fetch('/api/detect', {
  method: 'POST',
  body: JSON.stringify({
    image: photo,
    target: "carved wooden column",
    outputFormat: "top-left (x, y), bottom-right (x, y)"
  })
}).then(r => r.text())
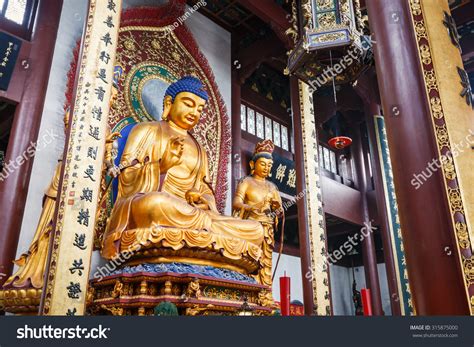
top-left (290, 77), bottom-right (331, 315)
top-left (0, 0), bottom-right (63, 287)
top-left (366, 0), bottom-right (473, 314)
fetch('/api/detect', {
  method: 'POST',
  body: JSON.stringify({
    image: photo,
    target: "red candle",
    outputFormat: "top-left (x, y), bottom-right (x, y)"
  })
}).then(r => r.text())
top-left (361, 288), bottom-right (373, 316)
top-left (280, 273), bottom-right (290, 316)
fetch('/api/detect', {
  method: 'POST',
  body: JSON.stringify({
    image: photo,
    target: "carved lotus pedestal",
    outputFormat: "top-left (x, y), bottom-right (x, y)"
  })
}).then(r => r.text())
top-left (0, 287), bottom-right (42, 314)
top-left (87, 263), bottom-right (275, 316)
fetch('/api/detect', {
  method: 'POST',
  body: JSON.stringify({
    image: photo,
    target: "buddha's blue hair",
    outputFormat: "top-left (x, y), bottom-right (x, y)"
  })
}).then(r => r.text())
top-left (165, 76), bottom-right (209, 102)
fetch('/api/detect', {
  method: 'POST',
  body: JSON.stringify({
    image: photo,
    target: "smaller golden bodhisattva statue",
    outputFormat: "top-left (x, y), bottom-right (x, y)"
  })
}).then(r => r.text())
top-left (233, 140), bottom-right (282, 287)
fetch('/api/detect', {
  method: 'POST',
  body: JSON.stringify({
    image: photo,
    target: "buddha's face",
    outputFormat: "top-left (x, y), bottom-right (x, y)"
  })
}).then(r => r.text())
top-left (251, 157), bottom-right (273, 179)
top-left (164, 92), bottom-right (206, 130)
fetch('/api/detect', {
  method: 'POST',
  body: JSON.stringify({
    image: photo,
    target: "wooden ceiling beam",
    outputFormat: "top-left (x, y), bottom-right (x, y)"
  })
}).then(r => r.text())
top-left (235, 33), bottom-right (285, 83)
top-left (236, 0), bottom-right (291, 48)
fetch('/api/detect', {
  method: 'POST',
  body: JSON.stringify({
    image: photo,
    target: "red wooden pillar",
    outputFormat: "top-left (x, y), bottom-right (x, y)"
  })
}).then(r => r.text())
top-left (354, 71), bottom-right (402, 315)
top-left (231, 69), bottom-right (242, 194)
top-left (366, 0), bottom-right (469, 314)
top-left (0, 0), bottom-right (63, 287)
top-left (352, 123), bottom-right (384, 315)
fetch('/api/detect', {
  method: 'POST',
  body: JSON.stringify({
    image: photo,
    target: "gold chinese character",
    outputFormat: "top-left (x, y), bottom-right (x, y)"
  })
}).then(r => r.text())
top-left (275, 164), bottom-right (287, 183)
top-left (287, 168), bottom-right (296, 188)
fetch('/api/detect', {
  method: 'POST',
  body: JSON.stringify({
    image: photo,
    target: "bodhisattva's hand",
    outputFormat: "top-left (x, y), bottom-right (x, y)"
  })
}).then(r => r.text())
top-left (271, 199), bottom-right (283, 217)
top-left (244, 204), bottom-right (261, 213)
top-left (161, 136), bottom-right (184, 172)
top-left (270, 199), bottom-right (281, 211)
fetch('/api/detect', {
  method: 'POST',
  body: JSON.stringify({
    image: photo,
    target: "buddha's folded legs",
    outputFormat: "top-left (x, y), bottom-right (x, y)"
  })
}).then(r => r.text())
top-left (131, 191), bottom-right (213, 231)
top-left (208, 212), bottom-right (264, 246)
top-left (129, 192), bottom-right (264, 246)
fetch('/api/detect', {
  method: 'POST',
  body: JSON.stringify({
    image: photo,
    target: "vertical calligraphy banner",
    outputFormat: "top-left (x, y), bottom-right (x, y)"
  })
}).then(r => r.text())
top-left (297, 80), bottom-right (331, 315)
top-left (374, 115), bottom-right (415, 315)
top-left (41, 0), bottom-right (122, 315)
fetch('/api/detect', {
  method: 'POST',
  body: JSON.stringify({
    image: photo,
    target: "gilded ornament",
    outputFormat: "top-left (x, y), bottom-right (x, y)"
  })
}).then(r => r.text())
top-left (286, 0), bottom-right (299, 44)
top-left (124, 39), bottom-right (135, 51)
top-left (112, 281), bottom-right (123, 298)
top-left (425, 71), bottom-right (438, 92)
top-left (86, 286), bottom-right (95, 306)
top-left (463, 257), bottom-right (474, 285)
top-left (414, 21), bottom-right (427, 39)
top-left (257, 290), bottom-right (274, 308)
top-left (139, 280), bottom-right (147, 295)
top-left (101, 305), bottom-right (124, 316)
top-left (185, 278), bottom-right (201, 298)
top-left (448, 188), bottom-right (464, 213)
top-left (185, 304), bottom-right (214, 316)
top-left (410, 0), bottom-right (422, 16)
top-left (440, 154), bottom-right (456, 180)
top-left (429, 96), bottom-right (443, 119)
top-left (455, 222), bottom-right (470, 249)
top-left (171, 51), bottom-right (182, 62)
top-left (163, 280), bottom-right (172, 295)
top-left (151, 38), bottom-right (161, 50)
top-left (419, 44), bottom-right (432, 65)
top-left (435, 124), bottom-right (449, 148)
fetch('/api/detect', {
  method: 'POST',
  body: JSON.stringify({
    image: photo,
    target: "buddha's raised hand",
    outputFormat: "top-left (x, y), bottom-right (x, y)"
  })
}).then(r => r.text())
top-left (160, 135), bottom-right (184, 172)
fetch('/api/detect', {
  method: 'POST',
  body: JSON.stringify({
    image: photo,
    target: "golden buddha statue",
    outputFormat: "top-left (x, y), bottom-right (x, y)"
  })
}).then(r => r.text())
top-left (232, 139), bottom-right (282, 286)
top-left (101, 76), bottom-right (265, 276)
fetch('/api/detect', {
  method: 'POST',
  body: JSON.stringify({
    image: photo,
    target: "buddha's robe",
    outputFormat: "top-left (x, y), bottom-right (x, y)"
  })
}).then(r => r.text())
top-left (102, 121), bottom-right (264, 260)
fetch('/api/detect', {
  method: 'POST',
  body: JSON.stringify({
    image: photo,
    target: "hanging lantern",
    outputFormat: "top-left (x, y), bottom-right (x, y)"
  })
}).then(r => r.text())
top-left (285, 0), bottom-right (370, 86)
top-left (322, 111), bottom-right (352, 149)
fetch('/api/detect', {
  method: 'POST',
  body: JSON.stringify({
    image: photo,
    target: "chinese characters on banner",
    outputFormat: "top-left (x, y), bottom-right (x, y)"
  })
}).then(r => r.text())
top-left (41, 0), bottom-right (122, 316)
top-left (297, 80), bottom-right (331, 315)
top-left (0, 32), bottom-right (22, 90)
top-left (274, 301), bottom-right (304, 316)
top-left (267, 154), bottom-right (296, 196)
